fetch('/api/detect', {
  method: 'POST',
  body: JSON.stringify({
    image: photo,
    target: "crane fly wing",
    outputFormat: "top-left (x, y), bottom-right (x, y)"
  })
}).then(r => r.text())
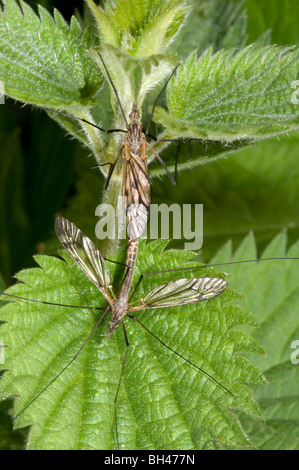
top-left (55, 217), bottom-right (113, 302)
top-left (126, 204), bottom-right (148, 240)
top-left (124, 143), bottom-right (150, 240)
top-left (133, 277), bottom-right (227, 309)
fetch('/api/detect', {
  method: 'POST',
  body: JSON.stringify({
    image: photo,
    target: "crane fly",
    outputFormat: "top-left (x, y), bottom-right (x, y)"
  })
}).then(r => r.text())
top-left (28, 53), bottom-right (180, 240)
top-left (94, 54), bottom-right (177, 239)
top-left (53, 217), bottom-right (227, 336)
top-left (110, 101), bottom-right (175, 240)
top-left (1, 218), bottom-right (299, 449)
top-left (26, 54), bottom-right (235, 237)
top-left (22, 53), bottom-right (234, 242)
top-left (1, 216), bottom-right (234, 449)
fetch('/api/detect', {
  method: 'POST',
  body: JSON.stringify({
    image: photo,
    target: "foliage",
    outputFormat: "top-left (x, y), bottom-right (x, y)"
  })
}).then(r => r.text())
top-left (0, 240), bottom-right (264, 450)
top-left (0, 0), bottom-right (298, 450)
top-left (211, 232), bottom-right (299, 450)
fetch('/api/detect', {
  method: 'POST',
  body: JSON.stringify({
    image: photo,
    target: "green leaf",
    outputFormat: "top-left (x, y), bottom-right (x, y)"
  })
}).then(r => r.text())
top-left (170, 0), bottom-right (248, 58)
top-left (0, 0), bottom-right (107, 168)
top-left (210, 232), bottom-right (299, 450)
top-left (240, 363), bottom-right (299, 450)
top-left (246, 0), bottom-right (299, 46)
top-left (86, 0), bottom-right (189, 56)
top-left (212, 232), bottom-right (299, 373)
top-left (153, 132), bottom-right (299, 259)
top-left (0, 0), bottom-right (102, 108)
top-left (0, 239), bottom-right (263, 450)
top-left (155, 46), bottom-right (299, 142)
top-left (90, 43), bottom-right (179, 119)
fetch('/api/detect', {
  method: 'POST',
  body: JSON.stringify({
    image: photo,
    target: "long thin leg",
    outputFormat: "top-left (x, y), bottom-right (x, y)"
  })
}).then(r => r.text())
top-left (146, 64), bottom-right (180, 135)
top-left (145, 141), bottom-right (176, 185)
top-left (128, 257), bottom-right (299, 302)
top-left (102, 145), bottom-right (125, 190)
top-left (127, 314), bottom-right (235, 398)
top-left (97, 53), bottom-right (129, 129)
top-left (157, 136), bottom-right (237, 151)
top-left (13, 306), bottom-right (110, 421)
top-left (0, 292), bottom-right (105, 310)
top-left (32, 104), bottom-right (127, 135)
top-left (174, 142), bottom-right (180, 183)
top-left (114, 320), bottom-right (130, 450)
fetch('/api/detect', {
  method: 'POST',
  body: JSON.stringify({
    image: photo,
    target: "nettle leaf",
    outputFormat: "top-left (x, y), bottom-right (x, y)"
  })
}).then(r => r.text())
top-left (170, 0), bottom-right (248, 59)
top-left (151, 132), bottom-right (299, 258)
top-left (155, 46), bottom-right (299, 142)
top-left (246, 0), bottom-right (299, 46)
top-left (0, 0), bottom-right (108, 175)
top-left (0, 0), bottom-right (103, 109)
top-left (210, 232), bottom-right (299, 450)
top-left (86, 0), bottom-right (189, 56)
top-left (240, 363), bottom-right (299, 450)
top-left (90, 44), bottom-right (178, 121)
top-left (0, 239), bottom-right (264, 450)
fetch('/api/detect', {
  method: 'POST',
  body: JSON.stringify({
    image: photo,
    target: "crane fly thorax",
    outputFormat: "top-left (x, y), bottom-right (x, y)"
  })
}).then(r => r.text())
top-left (126, 123), bottom-right (144, 153)
top-left (111, 298), bottom-right (128, 322)
top-left (107, 298), bottom-right (129, 338)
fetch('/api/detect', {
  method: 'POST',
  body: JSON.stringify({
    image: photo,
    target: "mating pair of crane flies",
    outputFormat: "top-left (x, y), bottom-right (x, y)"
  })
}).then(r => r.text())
top-left (3, 216), bottom-right (297, 448)
top-left (1, 52), bottom-right (297, 449)
top-left (0, 55), bottom-right (233, 448)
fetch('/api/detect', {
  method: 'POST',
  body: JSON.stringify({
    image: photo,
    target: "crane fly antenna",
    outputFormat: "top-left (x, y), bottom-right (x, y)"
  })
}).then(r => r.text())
top-left (127, 315), bottom-right (235, 398)
top-left (97, 53), bottom-right (129, 129)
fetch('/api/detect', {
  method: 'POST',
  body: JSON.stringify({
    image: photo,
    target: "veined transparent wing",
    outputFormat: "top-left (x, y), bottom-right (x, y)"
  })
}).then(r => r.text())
top-left (127, 204), bottom-right (148, 240)
top-left (133, 277), bottom-right (227, 309)
top-left (55, 217), bottom-right (113, 302)
top-left (124, 149), bottom-right (150, 240)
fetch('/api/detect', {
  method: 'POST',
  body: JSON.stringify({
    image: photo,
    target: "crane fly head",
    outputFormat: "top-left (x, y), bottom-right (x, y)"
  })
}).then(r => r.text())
top-left (129, 102), bottom-right (140, 123)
